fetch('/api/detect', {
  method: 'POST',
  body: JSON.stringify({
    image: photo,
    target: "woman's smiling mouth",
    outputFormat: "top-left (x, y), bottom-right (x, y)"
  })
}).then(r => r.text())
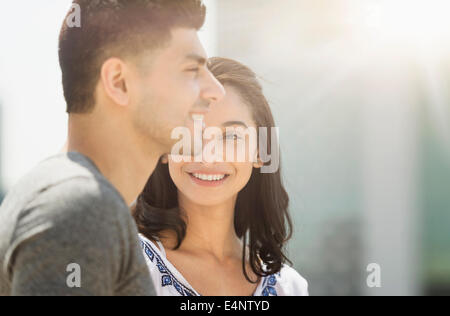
top-left (187, 172), bottom-right (230, 187)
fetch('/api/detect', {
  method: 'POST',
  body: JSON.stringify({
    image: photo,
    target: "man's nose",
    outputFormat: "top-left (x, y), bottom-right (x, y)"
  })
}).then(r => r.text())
top-left (200, 69), bottom-right (225, 103)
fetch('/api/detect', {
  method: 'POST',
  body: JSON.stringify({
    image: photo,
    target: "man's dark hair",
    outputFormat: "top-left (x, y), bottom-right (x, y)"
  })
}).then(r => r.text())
top-left (59, 0), bottom-right (206, 113)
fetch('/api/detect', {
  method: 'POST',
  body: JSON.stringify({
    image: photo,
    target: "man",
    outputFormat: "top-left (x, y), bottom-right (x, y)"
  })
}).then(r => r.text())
top-left (0, 0), bottom-right (224, 296)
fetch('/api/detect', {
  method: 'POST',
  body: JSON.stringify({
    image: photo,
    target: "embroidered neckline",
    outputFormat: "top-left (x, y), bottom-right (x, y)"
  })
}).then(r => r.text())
top-left (259, 272), bottom-right (280, 296)
top-left (140, 238), bottom-right (197, 296)
top-left (140, 236), bottom-right (278, 296)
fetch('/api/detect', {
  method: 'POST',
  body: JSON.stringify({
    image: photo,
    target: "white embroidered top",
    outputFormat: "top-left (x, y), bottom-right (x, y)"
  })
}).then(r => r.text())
top-left (139, 234), bottom-right (309, 296)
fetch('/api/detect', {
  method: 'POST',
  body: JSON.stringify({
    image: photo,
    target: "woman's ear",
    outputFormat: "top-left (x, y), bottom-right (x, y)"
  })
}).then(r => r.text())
top-left (253, 157), bottom-right (264, 169)
top-left (161, 154), bottom-right (169, 164)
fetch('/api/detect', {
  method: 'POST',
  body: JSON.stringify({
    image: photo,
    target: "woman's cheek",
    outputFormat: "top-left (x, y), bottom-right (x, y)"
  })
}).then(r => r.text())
top-left (232, 163), bottom-right (254, 190)
top-left (168, 162), bottom-right (184, 186)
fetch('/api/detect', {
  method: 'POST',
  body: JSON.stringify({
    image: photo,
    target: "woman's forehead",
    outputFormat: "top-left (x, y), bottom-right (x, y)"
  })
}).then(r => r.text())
top-left (205, 86), bottom-right (256, 128)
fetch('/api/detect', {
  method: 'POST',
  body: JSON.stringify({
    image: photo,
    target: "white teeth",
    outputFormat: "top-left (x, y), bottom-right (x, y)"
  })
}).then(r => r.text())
top-left (192, 173), bottom-right (226, 181)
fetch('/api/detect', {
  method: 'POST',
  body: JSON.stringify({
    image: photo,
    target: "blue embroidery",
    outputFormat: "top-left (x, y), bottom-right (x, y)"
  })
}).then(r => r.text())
top-left (267, 275), bottom-right (277, 286)
top-left (157, 263), bottom-right (167, 273)
top-left (261, 273), bottom-right (279, 296)
top-left (173, 281), bottom-right (184, 295)
top-left (161, 275), bottom-right (172, 286)
top-left (262, 276), bottom-right (268, 287)
top-left (144, 245), bottom-right (154, 262)
top-left (140, 237), bottom-right (197, 296)
top-left (268, 286), bottom-right (277, 295)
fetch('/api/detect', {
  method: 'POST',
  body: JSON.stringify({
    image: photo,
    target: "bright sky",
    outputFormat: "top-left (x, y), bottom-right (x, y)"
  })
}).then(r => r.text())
top-left (0, 0), bottom-right (217, 190)
top-left (0, 1), bottom-right (73, 189)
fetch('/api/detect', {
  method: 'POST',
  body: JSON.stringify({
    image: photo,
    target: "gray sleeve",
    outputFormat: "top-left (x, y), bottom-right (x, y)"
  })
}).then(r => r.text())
top-left (6, 178), bottom-right (153, 296)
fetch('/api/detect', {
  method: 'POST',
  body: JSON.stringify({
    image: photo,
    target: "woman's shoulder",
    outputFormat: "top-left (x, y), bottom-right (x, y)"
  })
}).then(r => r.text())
top-left (274, 264), bottom-right (309, 296)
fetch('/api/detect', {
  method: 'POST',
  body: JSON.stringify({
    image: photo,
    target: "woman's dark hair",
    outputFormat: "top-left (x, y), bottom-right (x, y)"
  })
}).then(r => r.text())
top-left (133, 57), bottom-right (293, 283)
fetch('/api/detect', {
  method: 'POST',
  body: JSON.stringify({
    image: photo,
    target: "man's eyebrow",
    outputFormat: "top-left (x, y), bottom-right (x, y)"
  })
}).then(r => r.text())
top-left (222, 121), bottom-right (249, 128)
top-left (185, 53), bottom-right (207, 65)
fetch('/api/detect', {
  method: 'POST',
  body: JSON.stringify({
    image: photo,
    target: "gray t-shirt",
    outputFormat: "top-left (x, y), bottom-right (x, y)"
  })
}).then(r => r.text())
top-left (0, 152), bottom-right (154, 296)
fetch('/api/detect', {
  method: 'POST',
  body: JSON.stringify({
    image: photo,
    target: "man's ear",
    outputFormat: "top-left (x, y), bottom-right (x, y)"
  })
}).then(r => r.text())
top-left (100, 58), bottom-right (129, 107)
top-left (161, 154), bottom-right (169, 164)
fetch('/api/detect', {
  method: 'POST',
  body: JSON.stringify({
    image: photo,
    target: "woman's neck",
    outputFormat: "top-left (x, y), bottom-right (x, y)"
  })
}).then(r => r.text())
top-left (165, 194), bottom-right (242, 262)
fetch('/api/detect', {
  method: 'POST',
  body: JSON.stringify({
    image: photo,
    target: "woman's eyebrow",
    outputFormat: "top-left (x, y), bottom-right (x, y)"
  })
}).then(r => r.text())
top-left (222, 121), bottom-right (248, 128)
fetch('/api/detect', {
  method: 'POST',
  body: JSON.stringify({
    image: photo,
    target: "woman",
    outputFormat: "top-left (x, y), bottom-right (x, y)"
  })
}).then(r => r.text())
top-left (133, 57), bottom-right (308, 296)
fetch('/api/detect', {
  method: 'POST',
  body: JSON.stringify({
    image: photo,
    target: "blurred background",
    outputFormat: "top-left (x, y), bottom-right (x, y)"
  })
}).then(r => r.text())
top-left (0, 0), bottom-right (449, 295)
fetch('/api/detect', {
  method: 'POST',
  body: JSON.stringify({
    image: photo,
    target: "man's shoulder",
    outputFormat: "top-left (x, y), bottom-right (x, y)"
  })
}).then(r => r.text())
top-left (14, 152), bottom-right (107, 196)
top-left (0, 152), bottom-right (129, 238)
top-left (2, 152), bottom-right (125, 212)
top-left (27, 172), bottom-right (127, 220)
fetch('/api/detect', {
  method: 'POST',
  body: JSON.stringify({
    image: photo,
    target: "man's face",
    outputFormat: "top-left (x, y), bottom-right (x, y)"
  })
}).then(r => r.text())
top-left (130, 28), bottom-right (225, 153)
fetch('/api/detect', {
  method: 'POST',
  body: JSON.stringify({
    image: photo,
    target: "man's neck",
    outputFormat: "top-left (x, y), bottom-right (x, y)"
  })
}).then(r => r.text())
top-left (67, 114), bottom-right (163, 206)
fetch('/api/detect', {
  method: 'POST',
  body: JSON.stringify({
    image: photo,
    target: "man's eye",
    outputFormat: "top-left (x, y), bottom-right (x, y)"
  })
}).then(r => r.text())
top-left (187, 68), bottom-right (200, 73)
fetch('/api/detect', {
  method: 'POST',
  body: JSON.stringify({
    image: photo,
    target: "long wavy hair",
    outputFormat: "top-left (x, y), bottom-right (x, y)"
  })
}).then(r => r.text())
top-left (132, 57), bottom-right (293, 283)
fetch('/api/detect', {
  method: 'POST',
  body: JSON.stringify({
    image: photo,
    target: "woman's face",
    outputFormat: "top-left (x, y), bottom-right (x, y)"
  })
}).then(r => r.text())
top-left (165, 86), bottom-right (261, 206)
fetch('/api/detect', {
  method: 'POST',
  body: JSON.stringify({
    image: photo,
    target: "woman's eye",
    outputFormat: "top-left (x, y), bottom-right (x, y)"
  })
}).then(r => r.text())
top-left (223, 133), bottom-right (241, 140)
